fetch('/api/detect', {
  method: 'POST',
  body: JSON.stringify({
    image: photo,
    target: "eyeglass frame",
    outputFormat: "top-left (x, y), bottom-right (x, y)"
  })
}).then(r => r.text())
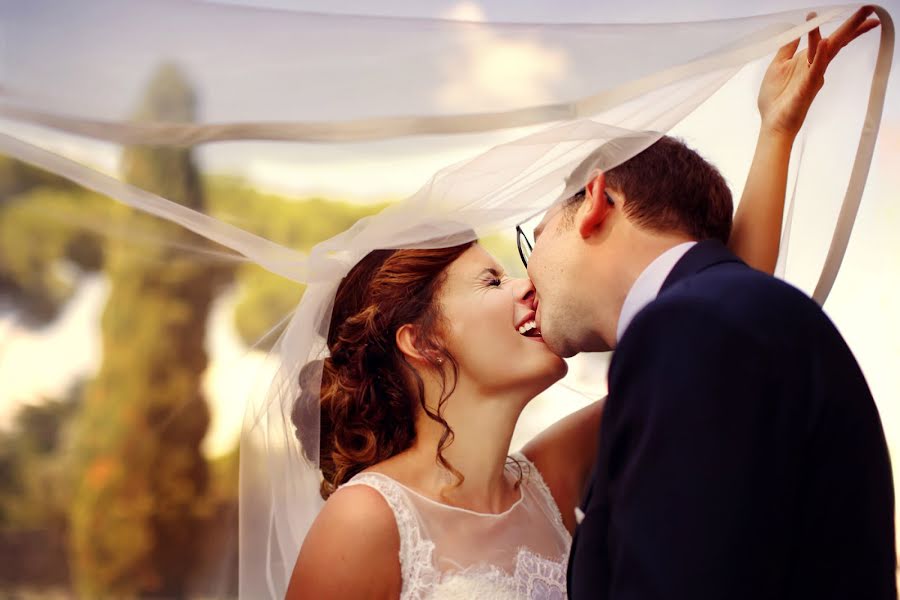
top-left (516, 189), bottom-right (613, 268)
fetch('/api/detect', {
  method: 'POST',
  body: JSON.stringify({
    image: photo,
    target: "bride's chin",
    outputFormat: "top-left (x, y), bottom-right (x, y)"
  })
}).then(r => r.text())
top-left (542, 352), bottom-right (569, 377)
top-left (548, 360), bottom-right (569, 384)
top-left (554, 358), bottom-right (569, 377)
top-left (521, 362), bottom-right (568, 397)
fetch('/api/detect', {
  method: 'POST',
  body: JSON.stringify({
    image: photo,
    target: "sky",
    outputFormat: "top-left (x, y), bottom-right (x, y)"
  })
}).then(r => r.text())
top-left (1, 0), bottom-right (898, 470)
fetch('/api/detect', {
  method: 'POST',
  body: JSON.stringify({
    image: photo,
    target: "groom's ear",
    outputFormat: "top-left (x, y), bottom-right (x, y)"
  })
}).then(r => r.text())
top-left (577, 171), bottom-right (613, 239)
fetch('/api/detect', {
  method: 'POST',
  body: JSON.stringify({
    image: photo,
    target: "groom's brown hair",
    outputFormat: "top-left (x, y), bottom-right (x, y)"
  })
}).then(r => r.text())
top-left (568, 135), bottom-right (733, 244)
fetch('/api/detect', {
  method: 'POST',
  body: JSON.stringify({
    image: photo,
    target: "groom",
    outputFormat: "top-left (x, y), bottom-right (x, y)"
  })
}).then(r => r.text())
top-left (526, 134), bottom-right (896, 599)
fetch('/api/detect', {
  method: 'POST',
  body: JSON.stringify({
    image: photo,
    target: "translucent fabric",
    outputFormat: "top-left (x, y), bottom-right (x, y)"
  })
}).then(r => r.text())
top-left (0, 2), bottom-right (893, 598)
top-left (342, 453), bottom-right (570, 599)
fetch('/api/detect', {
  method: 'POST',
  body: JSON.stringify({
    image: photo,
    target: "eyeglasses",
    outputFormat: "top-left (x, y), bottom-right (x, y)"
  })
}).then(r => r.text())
top-left (516, 189), bottom-right (612, 269)
top-left (516, 224), bottom-right (533, 268)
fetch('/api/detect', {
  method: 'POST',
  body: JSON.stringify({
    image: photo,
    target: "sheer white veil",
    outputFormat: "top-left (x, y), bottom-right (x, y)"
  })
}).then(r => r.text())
top-left (0, 2), bottom-right (893, 598)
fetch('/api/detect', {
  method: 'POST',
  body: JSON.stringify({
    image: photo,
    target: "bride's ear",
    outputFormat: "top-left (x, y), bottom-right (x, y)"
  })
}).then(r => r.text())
top-left (396, 323), bottom-right (429, 365)
top-left (577, 170), bottom-right (613, 239)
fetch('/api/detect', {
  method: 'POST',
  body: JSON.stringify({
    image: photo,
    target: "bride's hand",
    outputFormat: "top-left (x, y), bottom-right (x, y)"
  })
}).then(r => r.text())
top-left (757, 6), bottom-right (880, 140)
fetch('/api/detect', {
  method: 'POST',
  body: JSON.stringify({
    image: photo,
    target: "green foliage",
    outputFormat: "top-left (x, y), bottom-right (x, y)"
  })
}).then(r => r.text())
top-left (0, 152), bottom-right (92, 323)
top-left (231, 264), bottom-right (305, 348)
top-left (205, 176), bottom-right (387, 248)
top-left (205, 176), bottom-right (388, 348)
top-left (0, 180), bottom-right (106, 324)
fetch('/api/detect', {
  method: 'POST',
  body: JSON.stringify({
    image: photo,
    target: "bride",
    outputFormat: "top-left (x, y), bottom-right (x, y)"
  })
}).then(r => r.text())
top-left (286, 13), bottom-right (876, 599)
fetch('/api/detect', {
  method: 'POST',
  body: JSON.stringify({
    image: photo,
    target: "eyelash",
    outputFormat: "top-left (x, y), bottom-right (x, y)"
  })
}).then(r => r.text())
top-left (485, 277), bottom-right (504, 288)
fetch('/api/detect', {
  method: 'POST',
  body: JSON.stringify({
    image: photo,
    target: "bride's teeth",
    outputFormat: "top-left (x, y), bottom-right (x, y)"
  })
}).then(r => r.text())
top-left (518, 320), bottom-right (538, 335)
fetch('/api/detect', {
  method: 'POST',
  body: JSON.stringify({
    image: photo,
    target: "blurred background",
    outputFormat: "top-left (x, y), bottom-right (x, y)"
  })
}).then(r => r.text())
top-left (1, 0), bottom-right (898, 598)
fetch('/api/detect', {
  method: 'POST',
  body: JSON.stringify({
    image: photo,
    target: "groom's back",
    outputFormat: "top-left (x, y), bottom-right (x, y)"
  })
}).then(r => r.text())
top-left (657, 254), bottom-right (895, 598)
top-left (575, 243), bottom-right (896, 600)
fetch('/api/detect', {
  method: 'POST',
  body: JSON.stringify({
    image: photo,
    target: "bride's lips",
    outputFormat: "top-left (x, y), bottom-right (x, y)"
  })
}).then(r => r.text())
top-left (516, 310), bottom-right (536, 332)
top-left (516, 310), bottom-right (544, 343)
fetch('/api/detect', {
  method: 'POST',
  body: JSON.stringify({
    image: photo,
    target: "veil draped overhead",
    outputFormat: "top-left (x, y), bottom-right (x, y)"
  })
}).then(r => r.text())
top-left (0, 2), bottom-right (893, 597)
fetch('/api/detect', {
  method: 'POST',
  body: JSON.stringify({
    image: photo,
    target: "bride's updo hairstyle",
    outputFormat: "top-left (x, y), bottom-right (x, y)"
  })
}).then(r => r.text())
top-left (294, 242), bottom-right (477, 500)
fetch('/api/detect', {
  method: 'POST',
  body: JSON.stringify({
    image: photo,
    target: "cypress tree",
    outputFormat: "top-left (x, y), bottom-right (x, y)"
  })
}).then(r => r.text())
top-left (69, 63), bottom-right (224, 598)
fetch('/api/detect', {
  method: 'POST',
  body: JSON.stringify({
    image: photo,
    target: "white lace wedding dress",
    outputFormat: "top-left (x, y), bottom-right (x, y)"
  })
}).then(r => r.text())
top-left (342, 452), bottom-right (571, 599)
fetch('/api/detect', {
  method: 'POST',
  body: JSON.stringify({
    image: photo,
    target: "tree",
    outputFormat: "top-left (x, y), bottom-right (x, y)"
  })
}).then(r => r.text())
top-left (68, 63), bottom-right (227, 598)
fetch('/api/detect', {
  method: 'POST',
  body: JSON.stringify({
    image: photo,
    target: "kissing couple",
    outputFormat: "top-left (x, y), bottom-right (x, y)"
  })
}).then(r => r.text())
top-left (288, 8), bottom-right (895, 599)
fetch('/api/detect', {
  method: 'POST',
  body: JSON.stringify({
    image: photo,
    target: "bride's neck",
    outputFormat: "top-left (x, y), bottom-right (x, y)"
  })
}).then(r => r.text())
top-left (404, 382), bottom-right (528, 513)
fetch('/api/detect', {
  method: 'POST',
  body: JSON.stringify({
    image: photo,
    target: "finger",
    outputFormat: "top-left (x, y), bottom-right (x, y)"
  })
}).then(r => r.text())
top-left (808, 26), bottom-right (822, 63)
top-left (808, 37), bottom-right (831, 82)
top-left (829, 6), bottom-right (877, 50)
top-left (775, 36), bottom-right (801, 61)
top-left (804, 12), bottom-right (822, 65)
top-left (846, 18), bottom-right (881, 45)
top-left (824, 17), bottom-right (880, 64)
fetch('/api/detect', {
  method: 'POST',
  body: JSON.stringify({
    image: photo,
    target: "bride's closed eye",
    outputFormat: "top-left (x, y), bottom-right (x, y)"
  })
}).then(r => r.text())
top-left (478, 267), bottom-right (507, 289)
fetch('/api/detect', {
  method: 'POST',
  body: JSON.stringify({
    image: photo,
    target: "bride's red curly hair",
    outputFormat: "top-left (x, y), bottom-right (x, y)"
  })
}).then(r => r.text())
top-left (293, 243), bottom-right (476, 500)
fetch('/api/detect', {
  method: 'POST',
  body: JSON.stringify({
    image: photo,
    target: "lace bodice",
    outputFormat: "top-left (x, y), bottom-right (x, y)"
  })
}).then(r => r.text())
top-left (342, 452), bottom-right (571, 600)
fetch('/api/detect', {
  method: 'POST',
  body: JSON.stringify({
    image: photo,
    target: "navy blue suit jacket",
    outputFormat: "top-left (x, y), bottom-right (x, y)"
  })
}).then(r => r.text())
top-left (567, 240), bottom-right (896, 599)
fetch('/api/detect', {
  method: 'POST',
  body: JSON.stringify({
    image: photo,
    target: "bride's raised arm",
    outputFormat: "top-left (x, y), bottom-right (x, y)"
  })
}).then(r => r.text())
top-left (729, 7), bottom-right (879, 273)
top-left (521, 7), bottom-right (880, 535)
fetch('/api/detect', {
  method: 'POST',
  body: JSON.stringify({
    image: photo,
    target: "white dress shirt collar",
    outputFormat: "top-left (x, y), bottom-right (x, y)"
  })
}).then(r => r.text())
top-left (616, 241), bottom-right (697, 343)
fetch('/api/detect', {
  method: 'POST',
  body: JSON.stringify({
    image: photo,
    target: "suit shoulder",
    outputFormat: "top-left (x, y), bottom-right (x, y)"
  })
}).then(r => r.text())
top-left (657, 263), bottom-right (826, 332)
top-left (619, 266), bottom-right (835, 365)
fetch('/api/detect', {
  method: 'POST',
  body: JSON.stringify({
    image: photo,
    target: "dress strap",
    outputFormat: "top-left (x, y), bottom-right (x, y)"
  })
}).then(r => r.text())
top-left (509, 451), bottom-right (571, 543)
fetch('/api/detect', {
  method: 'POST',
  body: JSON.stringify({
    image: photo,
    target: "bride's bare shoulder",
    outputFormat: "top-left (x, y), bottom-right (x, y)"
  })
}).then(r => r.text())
top-left (306, 483), bottom-right (398, 548)
top-left (325, 482), bottom-right (397, 523)
top-left (286, 484), bottom-right (400, 599)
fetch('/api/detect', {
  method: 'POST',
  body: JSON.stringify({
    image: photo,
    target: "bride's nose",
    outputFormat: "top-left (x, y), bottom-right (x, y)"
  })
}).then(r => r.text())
top-left (510, 277), bottom-right (536, 307)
